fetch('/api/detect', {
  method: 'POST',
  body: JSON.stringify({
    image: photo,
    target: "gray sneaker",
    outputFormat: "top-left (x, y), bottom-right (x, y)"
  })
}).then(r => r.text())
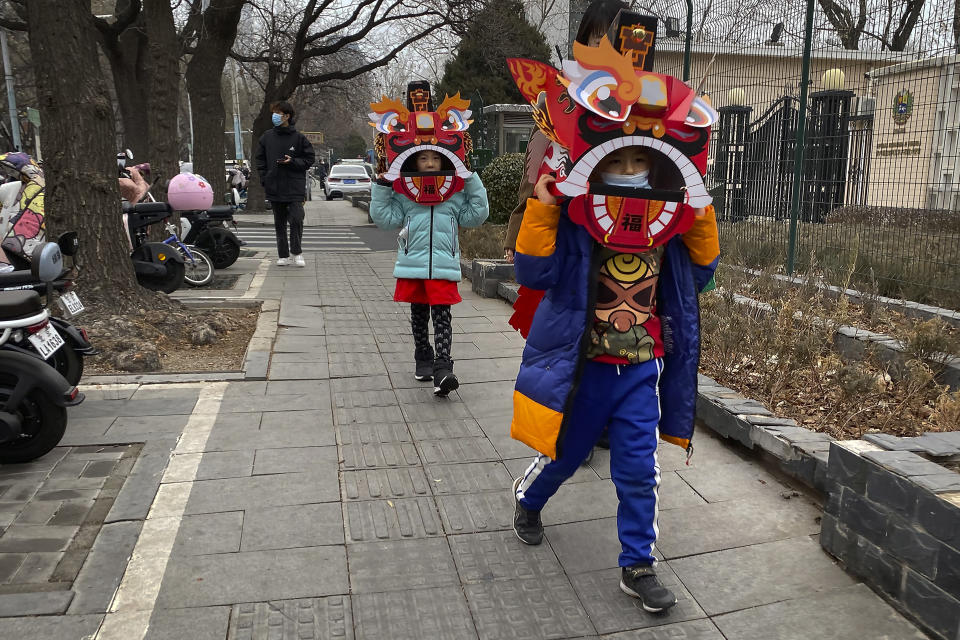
top-left (512, 477), bottom-right (543, 545)
top-left (619, 564), bottom-right (677, 613)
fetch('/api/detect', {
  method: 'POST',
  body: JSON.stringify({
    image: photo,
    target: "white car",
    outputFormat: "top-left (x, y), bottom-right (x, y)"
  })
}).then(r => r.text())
top-left (324, 165), bottom-right (372, 200)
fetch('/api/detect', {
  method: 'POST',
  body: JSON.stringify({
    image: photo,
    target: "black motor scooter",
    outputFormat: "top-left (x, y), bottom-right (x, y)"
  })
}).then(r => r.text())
top-left (0, 289), bottom-right (84, 463)
top-left (0, 234), bottom-right (97, 386)
top-left (181, 202), bottom-right (242, 270)
top-left (122, 201), bottom-right (185, 293)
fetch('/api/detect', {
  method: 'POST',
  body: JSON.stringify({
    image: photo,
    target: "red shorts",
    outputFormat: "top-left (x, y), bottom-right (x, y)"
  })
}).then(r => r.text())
top-left (394, 278), bottom-right (462, 305)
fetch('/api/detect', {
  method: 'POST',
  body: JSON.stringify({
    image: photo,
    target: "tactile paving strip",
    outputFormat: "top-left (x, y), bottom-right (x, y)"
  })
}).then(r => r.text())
top-left (228, 596), bottom-right (352, 639)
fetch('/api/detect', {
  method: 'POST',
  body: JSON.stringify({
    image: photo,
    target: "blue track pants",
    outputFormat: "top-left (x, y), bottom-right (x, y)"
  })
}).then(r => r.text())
top-left (515, 358), bottom-right (663, 567)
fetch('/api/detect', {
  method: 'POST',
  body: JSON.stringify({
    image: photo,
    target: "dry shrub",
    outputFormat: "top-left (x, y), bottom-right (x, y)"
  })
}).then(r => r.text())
top-left (459, 224), bottom-right (506, 260)
top-left (702, 264), bottom-right (955, 438)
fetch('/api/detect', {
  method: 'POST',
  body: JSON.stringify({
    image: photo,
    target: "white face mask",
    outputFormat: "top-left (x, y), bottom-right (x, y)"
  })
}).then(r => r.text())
top-left (600, 171), bottom-right (650, 188)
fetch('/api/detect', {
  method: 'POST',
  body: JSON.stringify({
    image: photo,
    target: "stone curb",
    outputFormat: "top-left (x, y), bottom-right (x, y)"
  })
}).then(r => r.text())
top-left (728, 292), bottom-right (960, 391)
top-left (736, 266), bottom-right (960, 329)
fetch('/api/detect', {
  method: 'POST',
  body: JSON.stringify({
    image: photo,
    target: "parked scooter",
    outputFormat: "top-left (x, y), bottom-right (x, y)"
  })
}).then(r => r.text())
top-left (123, 201), bottom-right (185, 293)
top-left (0, 235), bottom-right (97, 386)
top-left (181, 201), bottom-right (242, 270)
top-left (0, 292), bottom-right (84, 462)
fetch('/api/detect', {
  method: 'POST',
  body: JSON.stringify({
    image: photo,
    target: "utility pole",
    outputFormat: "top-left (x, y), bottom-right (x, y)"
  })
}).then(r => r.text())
top-left (0, 29), bottom-right (21, 150)
top-left (230, 59), bottom-right (244, 162)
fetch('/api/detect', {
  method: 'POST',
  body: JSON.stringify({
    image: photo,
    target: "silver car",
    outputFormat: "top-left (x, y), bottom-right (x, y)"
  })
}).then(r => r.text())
top-left (324, 165), bottom-right (372, 200)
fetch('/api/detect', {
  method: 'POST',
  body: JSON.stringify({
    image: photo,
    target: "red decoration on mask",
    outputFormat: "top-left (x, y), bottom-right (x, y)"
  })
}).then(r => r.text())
top-left (369, 82), bottom-right (474, 204)
top-left (506, 13), bottom-right (718, 251)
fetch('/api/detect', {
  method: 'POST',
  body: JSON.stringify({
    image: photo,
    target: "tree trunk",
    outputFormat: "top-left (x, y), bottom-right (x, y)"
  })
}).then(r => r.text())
top-left (27, 0), bottom-right (143, 308)
top-left (184, 0), bottom-right (244, 191)
top-left (143, 0), bottom-right (181, 202)
top-left (954, 0), bottom-right (960, 54)
top-left (101, 25), bottom-right (150, 158)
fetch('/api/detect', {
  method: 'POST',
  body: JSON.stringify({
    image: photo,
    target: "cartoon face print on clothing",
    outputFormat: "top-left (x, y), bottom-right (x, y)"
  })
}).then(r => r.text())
top-left (587, 248), bottom-right (665, 364)
top-left (596, 251), bottom-right (659, 331)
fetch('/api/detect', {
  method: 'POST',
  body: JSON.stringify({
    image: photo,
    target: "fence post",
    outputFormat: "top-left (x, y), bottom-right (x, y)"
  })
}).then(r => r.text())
top-left (716, 105), bottom-right (752, 221)
top-left (683, 0), bottom-right (693, 82)
top-left (786, 0), bottom-right (817, 275)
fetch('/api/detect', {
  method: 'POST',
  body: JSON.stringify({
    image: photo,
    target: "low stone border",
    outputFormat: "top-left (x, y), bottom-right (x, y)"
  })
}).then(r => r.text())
top-left (489, 277), bottom-right (958, 640)
top-left (727, 292), bottom-right (960, 391)
top-left (822, 439), bottom-right (960, 640)
top-left (736, 266), bottom-right (960, 329)
top-left (346, 194), bottom-right (372, 223)
top-left (83, 296), bottom-right (278, 386)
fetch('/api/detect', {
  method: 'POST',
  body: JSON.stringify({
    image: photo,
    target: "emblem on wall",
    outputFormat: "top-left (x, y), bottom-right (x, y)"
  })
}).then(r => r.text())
top-left (892, 89), bottom-right (913, 126)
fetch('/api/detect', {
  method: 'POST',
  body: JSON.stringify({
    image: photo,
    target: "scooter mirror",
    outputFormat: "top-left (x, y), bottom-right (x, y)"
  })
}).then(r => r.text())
top-left (57, 232), bottom-right (79, 257)
top-left (30, 242), bottom-right (63, 283)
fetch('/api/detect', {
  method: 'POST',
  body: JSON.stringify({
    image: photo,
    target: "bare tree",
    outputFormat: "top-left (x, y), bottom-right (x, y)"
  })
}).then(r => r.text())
top-left (143, 0), bottom-right (181, 199)
top-left (182, 0), bottom-right (245, 191)
top-left (25, 0), bottom-right (142, 307)
top-left (955, 0), bottom-right (960, 53)
top-left (818, 0), bottom-right (868, 49)
top-left (234, 0), bottom-right (470, 210)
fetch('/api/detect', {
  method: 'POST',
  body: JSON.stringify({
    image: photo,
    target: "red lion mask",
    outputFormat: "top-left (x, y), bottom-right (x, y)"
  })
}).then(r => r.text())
top-left (507, 13), bottom-right (717, 252)
top-left (369, 81), bottom-right (474, 205)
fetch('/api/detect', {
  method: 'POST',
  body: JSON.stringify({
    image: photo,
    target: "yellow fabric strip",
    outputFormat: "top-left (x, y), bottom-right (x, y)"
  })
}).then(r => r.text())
top-left (681, 204), bottom-right (720, 266)
top-left (511, 390), bottom-right (563, 459)
top-left (516, 199), bottom-right (561, 258)
top-left (659, 434), bottom-right (690, 449)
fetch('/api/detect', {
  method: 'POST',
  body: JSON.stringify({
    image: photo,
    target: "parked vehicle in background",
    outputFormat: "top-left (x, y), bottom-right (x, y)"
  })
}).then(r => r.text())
top-left (339, 159), bottom-right (375, 178)
top-left (324, 165), bottom-right (371, 200)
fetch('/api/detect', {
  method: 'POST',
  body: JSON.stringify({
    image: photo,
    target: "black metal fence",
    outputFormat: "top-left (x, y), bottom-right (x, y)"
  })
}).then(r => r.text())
top-left (650, 0), bottom-right (960, 309)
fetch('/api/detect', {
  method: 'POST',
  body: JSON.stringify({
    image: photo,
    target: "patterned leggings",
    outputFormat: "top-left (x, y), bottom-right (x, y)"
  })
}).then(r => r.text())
top-left (411, 304), bottom-right (452, 362)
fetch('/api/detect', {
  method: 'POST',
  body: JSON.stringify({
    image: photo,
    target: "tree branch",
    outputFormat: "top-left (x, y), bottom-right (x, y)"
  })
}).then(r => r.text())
top-left (92, 0), bottom-right (142, 38)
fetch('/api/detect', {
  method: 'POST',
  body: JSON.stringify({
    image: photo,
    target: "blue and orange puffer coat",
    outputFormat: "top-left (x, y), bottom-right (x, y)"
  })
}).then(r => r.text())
top-left (510, 199), bottom-right (720, 459)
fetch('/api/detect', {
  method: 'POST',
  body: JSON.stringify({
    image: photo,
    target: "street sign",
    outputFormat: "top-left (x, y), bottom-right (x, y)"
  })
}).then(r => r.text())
top-left (302, 131), bottom-right (324, 145)
top-left (26, 107), bottom-right (40, 127)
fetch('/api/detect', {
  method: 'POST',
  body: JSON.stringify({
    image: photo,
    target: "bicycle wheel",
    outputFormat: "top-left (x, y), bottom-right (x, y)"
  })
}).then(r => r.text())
top-left (180, 246), bottom-right (215, 287)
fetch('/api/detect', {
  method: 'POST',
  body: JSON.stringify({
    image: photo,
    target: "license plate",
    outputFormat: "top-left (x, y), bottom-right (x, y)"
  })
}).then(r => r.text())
top-left (28, 324), bottom-right (65, 360)
top-left (344, 179), bottom-right (356, 184)
top-left (58, 291), bottom-right (85, 317)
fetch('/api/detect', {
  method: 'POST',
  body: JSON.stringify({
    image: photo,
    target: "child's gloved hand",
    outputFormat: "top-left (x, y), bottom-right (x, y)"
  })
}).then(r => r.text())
top-left (534, 174), bottom-right (557, 206)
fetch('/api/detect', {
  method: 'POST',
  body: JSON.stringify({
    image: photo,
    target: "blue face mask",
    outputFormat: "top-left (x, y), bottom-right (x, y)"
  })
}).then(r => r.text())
top-left (272, 113), bottom-right (284, 127)
top-left (600, 170), bottom-right (650, 188)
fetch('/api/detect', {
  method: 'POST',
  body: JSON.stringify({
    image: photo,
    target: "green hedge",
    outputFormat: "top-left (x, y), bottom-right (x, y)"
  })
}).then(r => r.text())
top-left (480, 153), bottom-right (524, 225)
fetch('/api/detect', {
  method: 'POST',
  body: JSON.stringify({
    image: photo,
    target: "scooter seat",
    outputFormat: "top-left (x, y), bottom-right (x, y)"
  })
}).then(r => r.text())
top-left (205, 205), bottom-right (234, 219)
top-left (0, 290), bottom-right (43, 320)
top-left (0, 268), bottom-right (70, 290)
top-left (122, 202), bottom-right (172, 215)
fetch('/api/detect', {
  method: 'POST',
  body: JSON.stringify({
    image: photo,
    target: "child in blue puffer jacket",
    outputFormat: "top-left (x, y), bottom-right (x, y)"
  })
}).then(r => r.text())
top-left (371, 150), bottom-right (489, 396)
top-left (510, 145), bottom-right (719, 613)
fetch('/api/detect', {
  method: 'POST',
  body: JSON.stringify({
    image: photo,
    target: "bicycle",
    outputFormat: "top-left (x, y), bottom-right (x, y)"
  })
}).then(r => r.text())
top-left (162, 221), bottom-right (214, 287)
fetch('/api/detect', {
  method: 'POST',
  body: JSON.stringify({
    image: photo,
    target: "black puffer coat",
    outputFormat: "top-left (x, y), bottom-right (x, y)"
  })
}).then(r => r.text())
top-left (254, 126), bottom-right (316, 202)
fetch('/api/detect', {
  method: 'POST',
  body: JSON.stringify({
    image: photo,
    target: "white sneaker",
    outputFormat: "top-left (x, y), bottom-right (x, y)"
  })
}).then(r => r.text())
top-left (293, 254), bottom-right (306, 267)
top-left (276, 257), bottom-right (290, 266)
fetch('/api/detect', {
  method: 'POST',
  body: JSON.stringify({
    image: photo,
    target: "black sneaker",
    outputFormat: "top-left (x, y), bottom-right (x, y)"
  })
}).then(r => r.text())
top-left (433, 358), bottom-right (459, 397)
top-left (596, 432), bottom-right (610, 449)
top-left (619, 564), bottom-right (678, 613)
top-left (512, 477), bottom-right (543, 545)
top-left (415, 347), bottom-right (434, 381)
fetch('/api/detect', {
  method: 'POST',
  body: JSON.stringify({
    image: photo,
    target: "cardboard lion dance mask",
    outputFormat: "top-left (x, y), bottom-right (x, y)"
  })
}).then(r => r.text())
top-left (507, 11), bottom-right (718, 252)
top-left (369, 80), bottom-right (474, 205)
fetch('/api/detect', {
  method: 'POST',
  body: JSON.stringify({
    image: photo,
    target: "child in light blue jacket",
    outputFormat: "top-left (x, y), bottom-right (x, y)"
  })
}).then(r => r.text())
top-left (371, 149), bottom-right (489, 396)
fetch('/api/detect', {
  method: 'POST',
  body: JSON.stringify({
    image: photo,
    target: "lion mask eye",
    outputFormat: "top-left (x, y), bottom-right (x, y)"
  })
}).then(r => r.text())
top-left (369, 110), bottom-right (406, 134)
top-left (562, 65), bottom-right (632, 121)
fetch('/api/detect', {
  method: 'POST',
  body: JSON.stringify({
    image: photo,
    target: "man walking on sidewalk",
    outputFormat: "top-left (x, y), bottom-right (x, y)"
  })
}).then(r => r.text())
top-left (255, 101), bottom-right (315, 267)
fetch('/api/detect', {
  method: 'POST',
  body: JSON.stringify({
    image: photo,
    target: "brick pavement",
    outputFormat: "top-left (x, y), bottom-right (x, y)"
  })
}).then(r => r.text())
top-left (0, 200), bottom-right (931, 639)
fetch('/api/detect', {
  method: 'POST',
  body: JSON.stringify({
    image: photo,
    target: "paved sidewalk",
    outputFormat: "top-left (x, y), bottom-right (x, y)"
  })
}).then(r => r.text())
top-left (0, 200), bottom-right (931, 639)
